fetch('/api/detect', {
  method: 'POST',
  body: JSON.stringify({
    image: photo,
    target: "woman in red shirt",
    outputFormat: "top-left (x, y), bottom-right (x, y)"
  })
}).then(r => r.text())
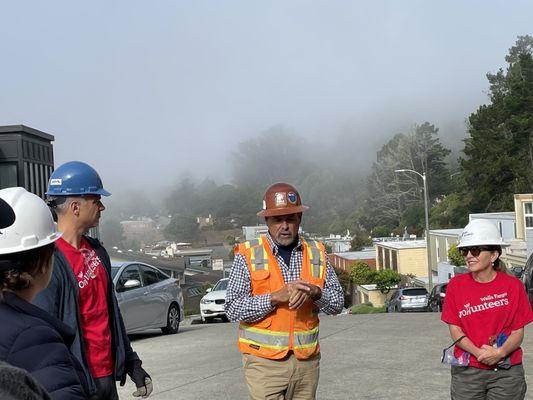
top-left (442, 219), bottom-right (533, 400)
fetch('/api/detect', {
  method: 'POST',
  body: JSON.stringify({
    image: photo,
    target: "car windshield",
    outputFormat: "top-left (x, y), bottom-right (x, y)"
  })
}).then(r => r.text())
top-left (403, 288), bottom-right (428, 296)
top-left (111, 267), bottom-right (120, 279)
top-left (213, 280), bottom-right (228, 291)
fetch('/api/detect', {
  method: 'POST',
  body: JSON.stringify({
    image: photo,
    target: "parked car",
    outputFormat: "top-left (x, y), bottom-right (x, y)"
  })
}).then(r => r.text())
top-left (386, 287), bottom-right (429, 312)
top-left (112, 262), bottom-right (184, 334)
top-left (523, 253), bottom-right (533, 308)
top-left (200, 278), bottom-right (229, 323)
top-left (427, 283), bottom-right (447, 312)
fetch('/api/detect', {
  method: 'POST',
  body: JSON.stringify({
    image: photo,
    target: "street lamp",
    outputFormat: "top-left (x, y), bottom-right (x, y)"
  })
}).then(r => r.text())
top-left (394, 169), bottom-right (433, 290)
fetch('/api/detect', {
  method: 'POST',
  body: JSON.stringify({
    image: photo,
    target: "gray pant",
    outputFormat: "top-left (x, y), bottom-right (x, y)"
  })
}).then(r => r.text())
top-left (451, 365), bottom-right (527, 400)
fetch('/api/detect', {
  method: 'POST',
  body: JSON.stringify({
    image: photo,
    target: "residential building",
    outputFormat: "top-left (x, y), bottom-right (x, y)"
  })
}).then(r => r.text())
top-left (315, 231), bottom-right (352, 253)
top-left (354, 284), bottom-right (396, 307)
top-left (121, 218), bottom-right (156, 235)
top-left (197, 214), bottom-right (214, 229)
top-left (429, 228), bottom-right (463, 283)
top-left (375, 240), bottom-right (429, 279)
top-left (329, 249), bottom-right (376, 272)
top-left (242, 225), bottom-right (269, 241)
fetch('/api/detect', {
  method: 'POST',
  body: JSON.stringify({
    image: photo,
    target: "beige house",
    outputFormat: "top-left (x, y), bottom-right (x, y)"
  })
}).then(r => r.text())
top-left (355, 284), bottom-right (395, 307)
top-left (375, 240), bottom-right (427, 278)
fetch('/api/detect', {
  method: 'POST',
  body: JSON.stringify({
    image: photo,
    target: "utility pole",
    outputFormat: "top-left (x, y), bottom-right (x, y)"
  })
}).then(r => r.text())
top-left (395, 169), bottom-right (433, 290)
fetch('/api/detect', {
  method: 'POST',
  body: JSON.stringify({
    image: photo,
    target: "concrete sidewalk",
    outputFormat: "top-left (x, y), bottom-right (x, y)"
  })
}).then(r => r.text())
top-left (118, 313), bottom-right (533, 399)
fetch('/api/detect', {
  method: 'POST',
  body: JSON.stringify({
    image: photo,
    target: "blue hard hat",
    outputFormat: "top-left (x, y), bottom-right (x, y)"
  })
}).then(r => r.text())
top-left (46, 161), bottom-right (111, 197)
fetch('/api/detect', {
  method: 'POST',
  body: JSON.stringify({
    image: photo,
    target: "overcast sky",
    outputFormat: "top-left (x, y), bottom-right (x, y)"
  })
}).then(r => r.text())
top-left (1, 1), bottom-right (532, 194)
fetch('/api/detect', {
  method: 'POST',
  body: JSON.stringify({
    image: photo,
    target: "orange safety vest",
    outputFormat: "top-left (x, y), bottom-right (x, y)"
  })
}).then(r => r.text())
top-left (235, 235), bottom-right (326, 360)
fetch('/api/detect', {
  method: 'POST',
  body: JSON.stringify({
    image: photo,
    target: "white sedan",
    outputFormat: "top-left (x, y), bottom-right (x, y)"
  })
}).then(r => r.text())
top-left (200, 278), bottom-right (229, 323)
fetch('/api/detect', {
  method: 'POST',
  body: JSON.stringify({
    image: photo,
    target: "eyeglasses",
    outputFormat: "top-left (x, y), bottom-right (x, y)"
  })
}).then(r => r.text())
top-left (79, 196), bottom-right (103, 207)
top-left (459, 246), bottom-right (492, 257)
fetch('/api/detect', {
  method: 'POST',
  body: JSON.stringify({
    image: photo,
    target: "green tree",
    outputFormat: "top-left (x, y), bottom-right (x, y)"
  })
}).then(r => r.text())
top-left (429, 193), bottom-right (470, 229)
top-left (334, 268), bottom-right (351, 296)
top-left (371, 225), bottom-right (391, 238)
top-left (349, 262), bottom-right (377, 285)
top-left (361, 123), bottom-right (451, 231)
top-left (448, 243), bottom-right (465, 267)
top-left (349, 228), bottom-right (372, 251)
top-left (164, 214), bottom-right (199, 242)
top-left (374, 269), bottom-right (401, 293)
top-left (461, 35), bottom-right (533, 212)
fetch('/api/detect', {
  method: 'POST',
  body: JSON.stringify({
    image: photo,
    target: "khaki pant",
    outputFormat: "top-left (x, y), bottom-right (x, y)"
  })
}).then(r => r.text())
top-left (242, 353), bottom-right (320, 400)
top-left (451, 364), bottom-right (527, 400)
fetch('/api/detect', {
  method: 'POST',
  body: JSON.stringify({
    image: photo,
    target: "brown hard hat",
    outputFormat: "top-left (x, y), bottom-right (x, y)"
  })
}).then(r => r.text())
top-left (257, 182), bottom-right (309, 217)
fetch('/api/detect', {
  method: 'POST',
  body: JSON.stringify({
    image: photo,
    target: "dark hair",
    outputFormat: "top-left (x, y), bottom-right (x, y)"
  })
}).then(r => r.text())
top-left (484, 245), bottom-right (508, 272)
top-left (0, 243), bottom-right (55, 292)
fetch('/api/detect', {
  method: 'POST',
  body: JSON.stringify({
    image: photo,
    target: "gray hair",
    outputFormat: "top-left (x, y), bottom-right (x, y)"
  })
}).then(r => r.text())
top-left (48, 196), bottom-right (78, 216)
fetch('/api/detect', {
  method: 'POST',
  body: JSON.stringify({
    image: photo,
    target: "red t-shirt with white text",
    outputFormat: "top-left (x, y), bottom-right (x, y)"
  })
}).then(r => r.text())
top-left (56, 237), bottom-right (114, 378)
top-left (441, 271), bottom-right (533, 369)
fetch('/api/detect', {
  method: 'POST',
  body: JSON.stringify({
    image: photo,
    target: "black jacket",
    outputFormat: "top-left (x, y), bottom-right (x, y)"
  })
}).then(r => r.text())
top-left (0, 292), bottom-right (88, 400)
top-left (0, 361), bottom-right (52, 400)
top-left (33, 236), bottom-right (139, 396)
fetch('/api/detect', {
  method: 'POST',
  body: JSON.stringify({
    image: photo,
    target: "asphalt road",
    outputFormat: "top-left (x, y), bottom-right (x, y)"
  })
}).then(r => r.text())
top-left (118, 313), bottom-right (533, 400)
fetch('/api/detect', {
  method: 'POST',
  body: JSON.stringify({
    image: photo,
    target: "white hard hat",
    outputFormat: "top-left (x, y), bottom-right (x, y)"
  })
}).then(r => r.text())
top-left (0, 187), bottom-right (62, 255)
top-left (457, 219), bottom-right (509, 248)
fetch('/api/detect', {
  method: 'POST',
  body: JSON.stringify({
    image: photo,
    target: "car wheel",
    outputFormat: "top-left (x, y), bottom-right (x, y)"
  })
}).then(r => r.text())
top-left (203, 316), bottom-right (214, 324)
top-left (161, 303), bottom-right (180, 334)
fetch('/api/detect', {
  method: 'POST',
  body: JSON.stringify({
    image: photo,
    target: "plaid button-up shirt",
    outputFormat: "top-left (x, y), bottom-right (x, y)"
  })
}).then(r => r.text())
top-left (225, 233), bottom-right (344, 322)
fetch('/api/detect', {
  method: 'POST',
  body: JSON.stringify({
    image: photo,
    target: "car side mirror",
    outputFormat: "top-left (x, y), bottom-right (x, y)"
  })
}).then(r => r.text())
top-left (206, 288), bottom-right (212, 293)
top-left (123, 279), bottom-right (141, 290)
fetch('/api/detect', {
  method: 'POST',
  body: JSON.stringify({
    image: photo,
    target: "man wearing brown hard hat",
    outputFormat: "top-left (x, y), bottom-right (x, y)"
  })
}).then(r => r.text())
top-left (225, 182), bottom-right (344, 400)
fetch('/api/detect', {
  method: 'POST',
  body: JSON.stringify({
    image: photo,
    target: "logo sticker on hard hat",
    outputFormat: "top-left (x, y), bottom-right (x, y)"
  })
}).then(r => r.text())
top-left (287, 192), bottom-right (297, 204)
top-left (274, 192), bottom-right (286, 207)
top-left (50, 179), bottom-right (62, 186)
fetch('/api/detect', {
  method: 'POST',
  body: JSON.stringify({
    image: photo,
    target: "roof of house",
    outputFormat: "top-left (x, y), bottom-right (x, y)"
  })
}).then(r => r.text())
top-left (376, 240), bottom-right (426, 250)
top-left (470, 212), bottom-right (515, 220)
top-left (429, 228), bottom-right (463, 237)
top-left (332, 250), bottom-right (375, 260)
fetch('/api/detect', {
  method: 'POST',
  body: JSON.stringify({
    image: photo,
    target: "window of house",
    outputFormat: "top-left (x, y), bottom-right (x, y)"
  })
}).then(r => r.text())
top-left (378, 247), bottom-right (383, 268)
top-left (524, 202), bottom-right (533, 229)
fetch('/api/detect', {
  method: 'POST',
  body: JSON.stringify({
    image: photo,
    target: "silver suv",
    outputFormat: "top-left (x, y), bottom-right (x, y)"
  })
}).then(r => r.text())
top-left (386, 287), bottom-right (428, 312)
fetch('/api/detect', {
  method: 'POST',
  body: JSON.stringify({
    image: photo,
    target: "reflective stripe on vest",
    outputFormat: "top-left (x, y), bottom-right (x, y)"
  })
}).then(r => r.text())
top-left (239, 325), bottom-right (290, 350)
top-left (250, 238), bottom-right (269, 271)
top-left (303, 239), bottom-right (325, 279)
top-left (239, 325), bottom-right (319, 351)
top-left (293, 326), bottom-right (319, 349)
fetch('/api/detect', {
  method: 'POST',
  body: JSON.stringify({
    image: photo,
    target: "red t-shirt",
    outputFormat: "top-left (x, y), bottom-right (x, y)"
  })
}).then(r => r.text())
top-left (441, 271), bottom-right (533, 369)
top-left (56, 237), bottom-right (114, 378)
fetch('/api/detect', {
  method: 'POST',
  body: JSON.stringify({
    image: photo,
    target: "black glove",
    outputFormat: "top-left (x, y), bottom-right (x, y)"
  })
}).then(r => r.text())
top-left (126, 359), bottom-right (153, 398)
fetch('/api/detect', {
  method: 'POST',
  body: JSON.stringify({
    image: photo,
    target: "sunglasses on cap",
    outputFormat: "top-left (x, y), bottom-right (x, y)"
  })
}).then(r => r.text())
top-left (459, 246), bottom-right (493, 257)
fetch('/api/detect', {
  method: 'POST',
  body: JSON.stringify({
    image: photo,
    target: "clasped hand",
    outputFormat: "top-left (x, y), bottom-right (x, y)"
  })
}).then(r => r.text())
top-left (476, 345), bottom-right (505, 366)
top-left (271, 280), bottom-right (320, 310)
